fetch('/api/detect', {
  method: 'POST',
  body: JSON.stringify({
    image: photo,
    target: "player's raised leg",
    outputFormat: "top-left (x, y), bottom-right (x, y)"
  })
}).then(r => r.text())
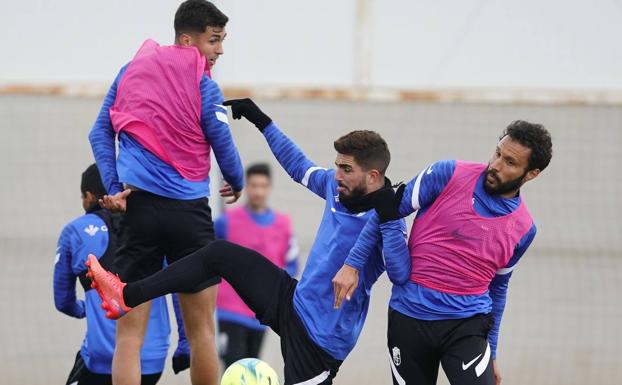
top-left (88, 241), bottom-right (289, 329)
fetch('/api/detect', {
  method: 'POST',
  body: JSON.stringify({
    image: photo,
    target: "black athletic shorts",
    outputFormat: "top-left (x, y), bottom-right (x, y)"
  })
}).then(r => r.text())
top-left (259, 271), bottom-right (343, 385)
top-left (114, 190), bottom-right (220, 291)
top-left (387, 308), bottom-right (495, 385)
top-left (66, 351), bottom-right (162, 385)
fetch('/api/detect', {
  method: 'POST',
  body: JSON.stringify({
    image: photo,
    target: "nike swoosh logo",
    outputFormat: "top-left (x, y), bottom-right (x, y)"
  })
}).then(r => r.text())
top-left (462, 353), bottom-right (482, 370)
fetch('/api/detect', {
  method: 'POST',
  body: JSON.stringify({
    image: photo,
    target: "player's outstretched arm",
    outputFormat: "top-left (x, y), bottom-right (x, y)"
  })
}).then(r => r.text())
top-left (224, 98), bottom-right (331, 198)
top-left (333, 213), bottom-right (409, 309)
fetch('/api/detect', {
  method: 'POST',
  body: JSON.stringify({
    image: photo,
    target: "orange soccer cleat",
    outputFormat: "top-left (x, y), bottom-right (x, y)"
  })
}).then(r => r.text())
top-left (85, 254), bottom-right (132, 319)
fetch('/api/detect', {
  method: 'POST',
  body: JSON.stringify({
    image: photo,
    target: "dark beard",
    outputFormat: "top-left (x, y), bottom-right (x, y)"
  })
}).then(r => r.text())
top-left (338, 178), bottom-right (393, 213)
top-left (338, 184), bottom-right (367, 204)
top-left (483, 169), bottom-right (526, 196)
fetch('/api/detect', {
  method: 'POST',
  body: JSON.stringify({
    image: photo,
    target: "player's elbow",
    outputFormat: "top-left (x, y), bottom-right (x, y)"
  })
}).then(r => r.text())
top-left (389, 269), bottom-right (410, 286)
top-left (54, 300), bottom-right (71, 316)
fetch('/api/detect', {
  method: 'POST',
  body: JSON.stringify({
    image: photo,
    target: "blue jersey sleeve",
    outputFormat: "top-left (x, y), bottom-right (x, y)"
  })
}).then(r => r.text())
top-left (284, 234), bottom-right (300, 277)
top-left (262, 122), bottom-right (333, 198)
top-left (214, 214), bottom-right (227, 240)
top-left (89, 65), bottom-right (128, 195)
top-left (379, 218), bottom-right (411, 285)
top-left (53, 226), bottom-right (85, 318)
top-left (345, 215), bottom-right (379, 271)
top-left (399, 160), bottom-right (456, 217)
top-left (346, 213), bottom-right (410, 284)
top-left (487, 223), bottom-right (537, 359)
top-left (200, 77), bottom-right (244, 192)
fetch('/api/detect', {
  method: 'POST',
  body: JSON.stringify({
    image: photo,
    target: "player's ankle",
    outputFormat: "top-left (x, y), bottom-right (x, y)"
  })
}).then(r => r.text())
top-left (122, 283), bottom-right (141, 308)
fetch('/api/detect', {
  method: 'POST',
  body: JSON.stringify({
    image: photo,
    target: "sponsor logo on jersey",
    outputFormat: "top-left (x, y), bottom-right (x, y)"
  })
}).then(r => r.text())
top-left (84, 225), bottom-right (100, 236)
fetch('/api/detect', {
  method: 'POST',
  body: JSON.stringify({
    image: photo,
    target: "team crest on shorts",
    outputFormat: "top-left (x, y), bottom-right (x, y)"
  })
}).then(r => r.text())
top-left (392, 346), bottom-right (401, 366)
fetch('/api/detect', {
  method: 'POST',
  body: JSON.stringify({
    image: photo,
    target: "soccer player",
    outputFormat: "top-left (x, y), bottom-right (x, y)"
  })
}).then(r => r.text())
top-left (87, 98), bottom-right (409, 385)
top-left (88, 1), bottom-right (244, 384)
top-left (215, 163), bottom-right (299, 367)
top-left (335, 121), bottom-right (553, 385)
top-left (53, 164), bottom-right (171, 385)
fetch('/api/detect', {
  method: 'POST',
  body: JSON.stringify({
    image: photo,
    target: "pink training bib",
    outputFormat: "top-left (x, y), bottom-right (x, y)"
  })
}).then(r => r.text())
top-left (408, 161), bottom-right (533, 295)
top-left (110, 39), bottom-right (212, 181)
top-left (217, 207), bottom-right (292, 318)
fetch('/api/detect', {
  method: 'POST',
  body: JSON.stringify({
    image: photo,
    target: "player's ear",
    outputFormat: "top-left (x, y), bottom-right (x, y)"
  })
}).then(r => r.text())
top-left (84, 191), bottom-right (97, 205)
top-left (523, 168), bottom-right (541, 183)
top-left (178, 33), bottom-right (193, 47)
top-left (367, 169), bottom-right (381, 185)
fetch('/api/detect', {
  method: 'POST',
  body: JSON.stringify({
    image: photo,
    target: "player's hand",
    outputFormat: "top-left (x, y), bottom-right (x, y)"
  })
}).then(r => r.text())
top-left (332, 264), bottom-right (359, 309)
top-left (371, 182), bottom-right (405, 223)
top-left (223, 98), bottom-right (272, 131)
top-left (493, 360), bottom-right (502, 385)
top-left (219, 183), bottom-right (242, 204)
top-left (99, 189), bottom-right (131, 213)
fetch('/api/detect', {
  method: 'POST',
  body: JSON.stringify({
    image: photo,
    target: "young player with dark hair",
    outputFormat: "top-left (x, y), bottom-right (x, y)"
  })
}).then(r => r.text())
top-left (215, 163), bottom-right (299, 367)
top-left (87, 99), bottom-right (410, 385)
top-left (88, 1), bottom-right (244, 384)
top-left (335, 121), bottom-right (553, 385)
top-left (53, 164), bottom-right (173, 385)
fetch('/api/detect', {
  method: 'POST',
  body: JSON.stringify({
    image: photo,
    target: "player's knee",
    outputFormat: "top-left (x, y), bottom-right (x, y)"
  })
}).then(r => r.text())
top-left (206, 239), bottom-right (231, 255)
top-left (115, 333), bottom-right (146, 349)
top-left (186, 326), bottom-right (216, 347)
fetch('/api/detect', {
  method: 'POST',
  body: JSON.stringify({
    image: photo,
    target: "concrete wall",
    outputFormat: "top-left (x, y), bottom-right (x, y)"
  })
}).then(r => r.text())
top-left (1, 94), bottom-right (620, 384)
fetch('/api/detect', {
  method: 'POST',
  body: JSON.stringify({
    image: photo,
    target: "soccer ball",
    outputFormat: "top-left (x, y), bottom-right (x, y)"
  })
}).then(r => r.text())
top-left (220, 358), bottom-right (280, 385)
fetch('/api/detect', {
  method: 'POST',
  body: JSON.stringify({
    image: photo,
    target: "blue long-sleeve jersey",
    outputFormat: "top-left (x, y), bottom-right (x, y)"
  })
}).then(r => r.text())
top-left (348, 160), bottom-right (536, 359)
top-left (261, 122), bottom-right (407, 360)
top-left (53, 211), bottom-right (171, 374)
top-left (214, 208), bottom-right (300, 331)
top-left (89, 64), bottom-right (244, 199)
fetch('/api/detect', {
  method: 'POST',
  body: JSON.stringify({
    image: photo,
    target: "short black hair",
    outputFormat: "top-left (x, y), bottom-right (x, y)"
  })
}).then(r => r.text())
top-left (174, 0), bottom-right (228, 38)
top-left (246, 162), bottom-right (271, 180)
top-left (81, 164), bottom-right (106, 199)
top-left (501, 120), bottom-right (553, 171)
top-left (334, 130), bottom-right (391, 174)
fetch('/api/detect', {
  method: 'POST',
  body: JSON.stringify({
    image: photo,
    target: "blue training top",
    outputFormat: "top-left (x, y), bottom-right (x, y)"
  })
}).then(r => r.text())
top-left (348, 160), bottom-right (537, 359)
top-left (89, 64), bottom-right (244, 199)
top-left (53, 210), bottom-right (171, 374)
top-left (262, 122), bottom-right (407, 361)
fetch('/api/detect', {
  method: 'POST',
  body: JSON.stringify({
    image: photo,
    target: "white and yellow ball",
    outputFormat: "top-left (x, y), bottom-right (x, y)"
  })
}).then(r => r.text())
top-left (220, 358), bottom-right (280, 385)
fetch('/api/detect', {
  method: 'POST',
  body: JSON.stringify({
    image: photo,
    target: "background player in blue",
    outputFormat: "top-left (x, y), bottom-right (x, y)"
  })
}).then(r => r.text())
top-left (86, 98), bottom-right (410, 385)
top-left (53, 164), bottom-right (170, 385)
top-left (88, 2), bottom-right (244, 384)
top-left (335, 121), bottom-right (553, 385)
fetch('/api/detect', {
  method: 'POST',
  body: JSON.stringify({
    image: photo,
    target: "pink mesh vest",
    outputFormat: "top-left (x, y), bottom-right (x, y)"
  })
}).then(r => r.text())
top-left (217, 207), bottom-right (292, 318)
top-left (110, 39), bottom-right (212, 181)
top-left (408, 161), bottom-right (533, 295)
